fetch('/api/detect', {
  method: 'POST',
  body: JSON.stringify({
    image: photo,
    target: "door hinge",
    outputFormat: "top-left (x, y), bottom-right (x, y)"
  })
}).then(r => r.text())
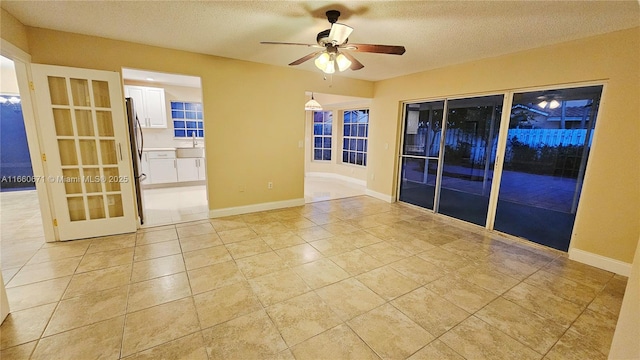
top-left (29, 81), bottom-right (35, 91)
top-left (53, 219), bottom-right (58, 226)
top-left (42, 153), bottom-right (46, 162)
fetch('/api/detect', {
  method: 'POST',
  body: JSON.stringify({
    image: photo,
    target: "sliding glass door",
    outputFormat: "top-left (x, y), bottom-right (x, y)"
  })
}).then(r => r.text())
top-left (493, 86), bottom-right (603, 251)
top-left (398, 101), bottom-right (444, 210)
top-left (438, 95), bottom-right (503, 226)
top-left (397, 85), bottom-right (602, 252)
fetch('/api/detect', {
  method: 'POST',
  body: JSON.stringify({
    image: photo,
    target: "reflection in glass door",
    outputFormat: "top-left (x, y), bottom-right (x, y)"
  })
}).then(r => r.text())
top-left (494, 86), bottom-right (603, 251)
top-left (398, 101), bottom-right (444, 210)
top-left (438, 95), bottom-right (504, 226)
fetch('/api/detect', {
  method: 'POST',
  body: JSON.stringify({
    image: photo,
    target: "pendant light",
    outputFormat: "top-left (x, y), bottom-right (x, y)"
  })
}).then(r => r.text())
top-left (305, 93), bottom-right (322, 111)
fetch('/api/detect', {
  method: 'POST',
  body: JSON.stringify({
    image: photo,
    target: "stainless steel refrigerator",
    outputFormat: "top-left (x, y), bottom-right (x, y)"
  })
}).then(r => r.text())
top-left (125, 97), bottom-right (146, 224)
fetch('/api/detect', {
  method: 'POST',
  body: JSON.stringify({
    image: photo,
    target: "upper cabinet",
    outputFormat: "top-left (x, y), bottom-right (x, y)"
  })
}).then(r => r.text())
top-left (124, 85), bottom-right (167, 128)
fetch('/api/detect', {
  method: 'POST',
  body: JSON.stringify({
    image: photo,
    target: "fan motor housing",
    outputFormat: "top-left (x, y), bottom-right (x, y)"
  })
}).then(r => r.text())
top-left (316, 29), bottom-right (347, 47)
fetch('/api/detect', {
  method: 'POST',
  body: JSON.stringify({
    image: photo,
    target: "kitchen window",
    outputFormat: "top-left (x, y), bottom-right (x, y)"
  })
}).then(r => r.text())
top-left (313, 111), bottom-right (332, 161)
top-left (342, 109), bottom-right (369, 166)
top-left (172, 101), bottom-right (203, 138)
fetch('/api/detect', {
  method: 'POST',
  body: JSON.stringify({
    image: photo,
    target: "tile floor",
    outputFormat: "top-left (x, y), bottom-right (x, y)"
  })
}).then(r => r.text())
top-left (304, 175), bottom-right (366, 203)
top-left (142, 185), bottom-right (209, 227)
top-left (140, 174), bottom-right (365, 227)
top-left (1, 193), bottom-right (627, 359)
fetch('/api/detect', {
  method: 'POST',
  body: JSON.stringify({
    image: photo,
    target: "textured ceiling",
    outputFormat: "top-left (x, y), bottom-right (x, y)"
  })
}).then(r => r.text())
top-left (2, 1), bottom-right (639, 81)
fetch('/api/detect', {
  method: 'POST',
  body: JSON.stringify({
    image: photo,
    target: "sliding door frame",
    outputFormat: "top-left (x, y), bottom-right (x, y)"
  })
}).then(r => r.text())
top-left (396, 80), bottom-right (607, 242)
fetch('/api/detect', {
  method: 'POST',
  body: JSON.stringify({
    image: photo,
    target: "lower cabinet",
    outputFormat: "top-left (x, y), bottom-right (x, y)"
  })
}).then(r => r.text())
top-left (177, 158), bottom-right (199, 182)
top-left (149, 158), bottom-right (178, 184)
top-left (177, 158), bottom-right (206, 182)
top-left (143, 150), bottom-right (205, 184)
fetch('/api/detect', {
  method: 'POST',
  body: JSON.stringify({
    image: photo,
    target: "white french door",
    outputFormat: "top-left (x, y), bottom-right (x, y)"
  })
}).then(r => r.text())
top-left (31, 64), bottom-right (136, 241)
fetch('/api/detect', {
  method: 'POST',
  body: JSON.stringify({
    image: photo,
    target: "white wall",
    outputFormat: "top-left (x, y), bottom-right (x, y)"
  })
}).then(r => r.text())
top-left (124, 80), bottom-right (203, 149)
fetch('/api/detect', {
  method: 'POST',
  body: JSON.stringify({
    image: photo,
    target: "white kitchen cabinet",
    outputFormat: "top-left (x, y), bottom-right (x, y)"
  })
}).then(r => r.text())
top-left (140, 152), bottom-right (151, 184)
top-left (124, 85), bottom-right (167, 128)
top-left (147, 151), bottom-right (177, 184)
top-left (176, 158), bottom-right (206, 182)
top-left (177, 158), bottom-right (199, 182)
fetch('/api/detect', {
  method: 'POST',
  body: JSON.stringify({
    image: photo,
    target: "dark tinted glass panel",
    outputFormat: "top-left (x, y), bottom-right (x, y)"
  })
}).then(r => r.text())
top-left (402, 101), bottom-right (444, 157)
top-left (494, 85), bottom-right (603, 251)
top-left (438, 95), bottom-right (503, 226)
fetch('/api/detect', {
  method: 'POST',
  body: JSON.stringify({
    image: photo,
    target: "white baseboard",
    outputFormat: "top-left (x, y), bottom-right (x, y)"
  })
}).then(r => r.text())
top-left (306, 172), bottom-right (366, 187)
top-left (568, 248), bottom-right (632, 276)
top-left (209, 198), bottom-right (305, 218)
top-left (365, 189), bottom-right (396, 203)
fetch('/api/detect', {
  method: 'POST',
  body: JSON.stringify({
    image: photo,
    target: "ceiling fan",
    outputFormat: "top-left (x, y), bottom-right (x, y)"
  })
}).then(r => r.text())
top-left (261, 10), bottom-right (406, 74)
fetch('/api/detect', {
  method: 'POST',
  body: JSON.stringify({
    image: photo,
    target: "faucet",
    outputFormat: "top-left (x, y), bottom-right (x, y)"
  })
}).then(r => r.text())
top-left (192, 132), bottom-right (197, 147)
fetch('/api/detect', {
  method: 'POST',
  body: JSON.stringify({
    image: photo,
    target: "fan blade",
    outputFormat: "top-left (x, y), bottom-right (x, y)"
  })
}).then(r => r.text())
top-left (260, 41), bottom-right (323, 48)
top-left (340, 51), bottom-right (364, 71)
top-left (289, 51), bottom-right (323, 66)
top-left (328, 23), bottom-right (353, 44)
top-left (344, 43), bottom-right (406, 55)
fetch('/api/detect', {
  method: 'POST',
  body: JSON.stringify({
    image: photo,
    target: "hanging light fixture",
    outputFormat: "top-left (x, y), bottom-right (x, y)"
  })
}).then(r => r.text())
top-left (304, 93), bottom-right (322, 111)
top-left (314, 47), bottom-right (351, 74)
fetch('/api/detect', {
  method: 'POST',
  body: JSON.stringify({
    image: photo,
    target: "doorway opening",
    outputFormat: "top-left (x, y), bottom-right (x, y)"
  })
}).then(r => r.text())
top-left (0, 54), bottom-right (47, 276)
top-left (122, 69), bottom-right (208, 227)
top-left (303, 92), bottom-right (371, 203)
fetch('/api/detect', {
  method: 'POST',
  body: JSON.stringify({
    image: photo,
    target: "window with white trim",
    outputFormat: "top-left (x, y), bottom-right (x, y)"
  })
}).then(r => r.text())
top-left (342, 109), bottom-right (369, 166)
top-left (171, 101), bottom-right (203, 138)
top-left (313, 111), bottom-right (332, 161)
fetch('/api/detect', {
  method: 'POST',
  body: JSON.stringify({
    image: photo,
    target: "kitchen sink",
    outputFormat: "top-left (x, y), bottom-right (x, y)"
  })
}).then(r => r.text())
top-left (176, 147), bottom-right (204, 158)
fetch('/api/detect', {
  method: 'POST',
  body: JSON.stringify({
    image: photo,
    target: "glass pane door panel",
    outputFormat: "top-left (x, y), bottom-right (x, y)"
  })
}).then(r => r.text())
top-left (62, 169), bottom-right (82, 194)
top-left (399, 158), bottom-right (438, 210)
top-left (103, 167), bottom-right (121, 191)
top-left (67, 197), bottom-right (86, 221)
top-left (70, 78), bottom-right (91, 106)
top-left (87, 196), bottom-right (106, 219)
top-left (100, 140), bottom-right (118, 164)
top-left (402, 101), bottom-right (444, 157)
top-left (92, 80), bottom-right (111, 107)
top-left (494, 85), bottom-right (603, 251)
top-left (75, 110), bottom-right (94, 136)
top-left (96, 111), bottom-right (114, 136)
top-left (79, 140), bottom-right (99, 165)
top-left (439, 95), bottom-right (503, 226)
top-left (107, 194), bottom-right (124, 217)
top-left (83, 168), bottom-right (102, 193)
top-left (53, 109), bottom-right (74, 136)
top-left (58, 140), bottom-right (78, 165)
top-left (47, 76), bottom-right (69, 105)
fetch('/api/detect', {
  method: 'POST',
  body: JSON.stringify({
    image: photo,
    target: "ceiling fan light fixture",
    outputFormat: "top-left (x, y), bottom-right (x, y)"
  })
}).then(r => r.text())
top-left (538, 100), bottom-right (548, 109)
top-left (549, 99), bottom-right (560, 109)
top-left (336, 53), bottom-right (351, 71)
top-left (305, 93), bottom-right (323, 111)
top-left (314, 51), bottom-right (350, 74)
top-left (314, 52), bottom-right (330, 69)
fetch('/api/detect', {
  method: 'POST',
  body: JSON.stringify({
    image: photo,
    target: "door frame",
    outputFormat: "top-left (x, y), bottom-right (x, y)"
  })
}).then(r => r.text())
top-left (395, 80), bottom-right (608, 251)
top-left (1, 39), bottom-right (56, 242)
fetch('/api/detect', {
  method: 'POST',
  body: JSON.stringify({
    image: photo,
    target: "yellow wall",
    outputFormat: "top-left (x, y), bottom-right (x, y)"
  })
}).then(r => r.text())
top-left (22, 27), bottom-right (373, 210)
top-left (0, 8), bottom-right (29, 54)
top-left (370, 27), bottom-right (640, 263)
